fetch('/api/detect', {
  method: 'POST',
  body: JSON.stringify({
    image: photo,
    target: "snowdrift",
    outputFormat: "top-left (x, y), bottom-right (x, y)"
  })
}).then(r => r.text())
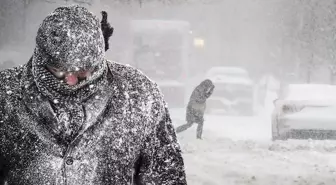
top-left (178, 129), bottom-right (336, 185)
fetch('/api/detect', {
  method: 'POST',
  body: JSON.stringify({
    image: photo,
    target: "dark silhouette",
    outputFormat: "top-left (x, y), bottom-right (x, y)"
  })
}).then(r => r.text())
top-left (176, 79), bottom-right (215, 139)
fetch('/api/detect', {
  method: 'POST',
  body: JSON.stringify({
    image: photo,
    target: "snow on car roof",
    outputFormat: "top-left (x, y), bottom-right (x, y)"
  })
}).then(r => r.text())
top-left (206, 67), bottom-right (248, 75)
top-left (284, 84), bottom-right (336, 101)
top-left (211, 76), bottom-right (253, 85)
top-left (206, 67), bottom-right (252, 85)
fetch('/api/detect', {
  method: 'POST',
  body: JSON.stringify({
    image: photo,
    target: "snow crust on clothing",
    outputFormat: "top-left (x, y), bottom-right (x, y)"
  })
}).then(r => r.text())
top-left (35, 5), bottom-right (105, 70)
top-left (0, 5), bottom-right (186, 185)
top-left (0, 60), bottom-right (187, 185)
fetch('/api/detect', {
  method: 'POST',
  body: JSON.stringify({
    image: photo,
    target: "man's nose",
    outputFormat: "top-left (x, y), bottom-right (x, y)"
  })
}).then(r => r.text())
top-left (65, 73), bottom-right (79, 86)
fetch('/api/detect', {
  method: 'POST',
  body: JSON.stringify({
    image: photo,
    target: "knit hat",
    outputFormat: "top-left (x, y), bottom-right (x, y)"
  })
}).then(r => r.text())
top-left (35, 5), bottom-right (105, 70)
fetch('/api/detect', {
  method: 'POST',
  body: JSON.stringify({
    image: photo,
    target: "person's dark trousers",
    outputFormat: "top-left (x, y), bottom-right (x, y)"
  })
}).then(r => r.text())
top-left (196, 121), bottom-right (204, 139)
top-left (176, 122), bottom-right (193, 133)
top-left (176, 121), bottom-right (204, 139)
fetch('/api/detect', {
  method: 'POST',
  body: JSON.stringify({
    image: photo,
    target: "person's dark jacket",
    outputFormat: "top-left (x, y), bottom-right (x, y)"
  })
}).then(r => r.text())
top-left (0, 60), bottom-right (187, 185)
top-left (186, 79), bottom-right (215, 123)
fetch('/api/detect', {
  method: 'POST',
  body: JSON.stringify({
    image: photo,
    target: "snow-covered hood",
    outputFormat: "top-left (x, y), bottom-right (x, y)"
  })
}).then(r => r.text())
top-left (277, 98), bottom-right (336, 119)
top-left (284, 105), bottom-right (336, 121)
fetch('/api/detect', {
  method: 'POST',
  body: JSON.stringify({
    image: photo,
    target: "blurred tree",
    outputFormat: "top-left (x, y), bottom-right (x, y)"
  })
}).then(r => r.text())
top-left (269, 0), bottom-right (336, 83)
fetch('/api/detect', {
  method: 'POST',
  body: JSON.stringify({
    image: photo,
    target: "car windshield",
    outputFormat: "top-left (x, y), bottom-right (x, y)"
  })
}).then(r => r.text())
top-left (212, 83), bottom-right (253, 98)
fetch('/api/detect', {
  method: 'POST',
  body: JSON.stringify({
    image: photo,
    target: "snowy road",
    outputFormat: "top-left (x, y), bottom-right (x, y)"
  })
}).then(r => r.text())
top-left (170, 108), bottom-right (272, 141)
top-left (170, 105), bottom-right (336, 185)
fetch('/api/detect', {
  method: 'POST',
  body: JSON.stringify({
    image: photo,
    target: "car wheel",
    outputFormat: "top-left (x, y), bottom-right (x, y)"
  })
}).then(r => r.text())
top-left (272, 131), bottom-right (288, 141)
top-left (271, 121), bottom-right (286, 141)
top-left (272, 132), bottom-right (280, 141)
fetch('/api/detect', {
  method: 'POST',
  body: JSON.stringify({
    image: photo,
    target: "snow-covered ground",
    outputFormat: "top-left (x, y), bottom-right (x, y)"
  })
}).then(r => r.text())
top-left (170, 90), bottom-right (336, 185)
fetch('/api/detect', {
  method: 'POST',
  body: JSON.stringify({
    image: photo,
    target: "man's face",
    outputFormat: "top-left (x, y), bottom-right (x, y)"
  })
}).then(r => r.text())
top-left (46, 65), bottom-right (94, 86)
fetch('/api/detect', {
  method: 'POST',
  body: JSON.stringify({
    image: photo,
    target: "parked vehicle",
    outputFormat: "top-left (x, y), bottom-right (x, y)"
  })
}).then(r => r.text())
top-left (272, 84), bottom-right (336, 140)
top-left (205, 66), bottom-right (255, 116)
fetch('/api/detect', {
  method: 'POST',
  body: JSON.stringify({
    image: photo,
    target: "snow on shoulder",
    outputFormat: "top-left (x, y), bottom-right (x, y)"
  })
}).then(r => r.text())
top-left (106, 60), bottom-right (167, 112)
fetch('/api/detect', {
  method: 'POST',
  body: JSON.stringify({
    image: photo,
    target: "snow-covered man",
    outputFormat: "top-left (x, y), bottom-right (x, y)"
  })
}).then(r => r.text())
top-left (176, 79), bottom-right (215, 139)
top-left (0, 5), bottom-right (187, 185)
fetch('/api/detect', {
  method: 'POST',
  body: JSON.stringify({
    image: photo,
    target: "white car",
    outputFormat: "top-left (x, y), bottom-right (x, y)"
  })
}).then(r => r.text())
top-left (272, 84), bottom-right (336, 140)
top-left (205, 67), bottom-right (255, 116)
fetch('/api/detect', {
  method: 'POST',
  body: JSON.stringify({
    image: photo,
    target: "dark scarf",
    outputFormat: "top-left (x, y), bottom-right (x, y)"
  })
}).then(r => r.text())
top-left (31, 46), bottom-right (108, 103)
top-left (31, 49), bottom-right (109, 143)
